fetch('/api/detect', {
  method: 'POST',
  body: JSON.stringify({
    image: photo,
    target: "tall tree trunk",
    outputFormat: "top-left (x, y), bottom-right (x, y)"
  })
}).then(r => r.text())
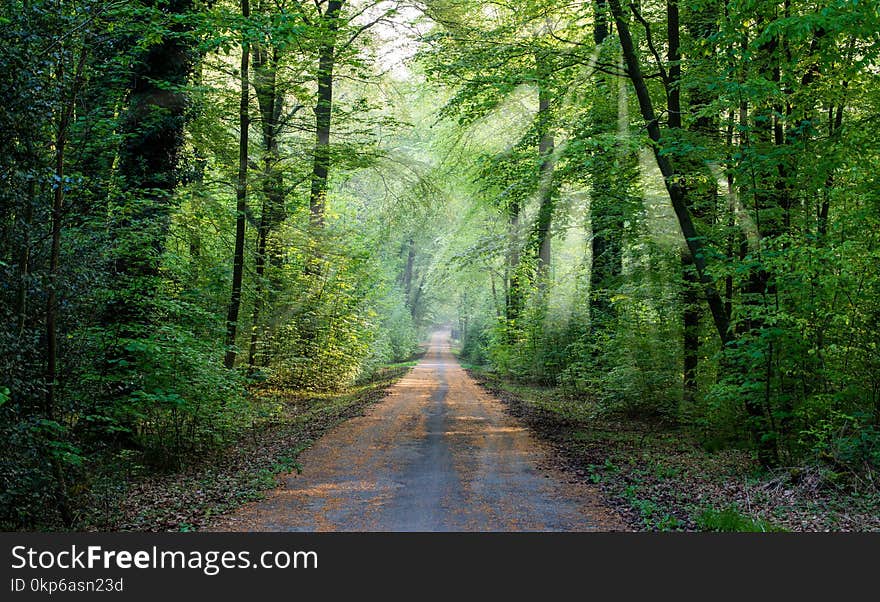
top-left (668, 0), bottom-right (698, 404)
top-left (682, 255), bottom-right (700, 402)
top-left (817, 102), bottom-right (843, 238)
top-left (248, 42), bottom-right (285, 371)
top-left (593, 0), bottom-right (608, 44)
top-left (45, 43), bottom-right (87, 528)
top-left (588, 5), bottom-right (631, 340)
top-left (247, 225), bottom-right (267, 370)
top-left (533, 60), bottom-right (555, 279)
top-left (411, 279), bottom-right (424, 320)
top-left (678, 0), bottom-right (723, 404)
top-left (224, 0), bottom-right (251, 369)
top-left (402, 237), bottom-right (415, 305)
top-left (47, 105), bottom-right (66, 425)
top-left (47, 46), bottom-right (86, 419)
top-left (16, 141), bottom-right (36, 340)
top-left (113, 0), bottom-right (194, 319)
top-left (505, 198), bottom-right (523, 331)
top-left (505, 48), bottom-right (557, 325)
top-left (309, 0), bottom-right (344, 230)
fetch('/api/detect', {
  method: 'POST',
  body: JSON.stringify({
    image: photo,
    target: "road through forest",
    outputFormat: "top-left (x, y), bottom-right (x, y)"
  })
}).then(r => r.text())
top-left (212, 331), bottom-right (625, 531)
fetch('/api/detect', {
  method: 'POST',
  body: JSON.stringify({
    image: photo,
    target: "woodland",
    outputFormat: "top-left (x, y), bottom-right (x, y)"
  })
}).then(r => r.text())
top-left (1, 0), bottom-right (879, 530)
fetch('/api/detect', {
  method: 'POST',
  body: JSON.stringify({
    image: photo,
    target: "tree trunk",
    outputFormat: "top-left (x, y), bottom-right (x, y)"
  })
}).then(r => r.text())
top-left (682, 254), bottom-right (700, 403)
top-left (309, 0), bottom-right (344, 230)
top-left (669, 0), bottom-right (700, 405)
top-left (505, 199), bottom-right (523, 328)
top-left (588, 5), bottom-right (629, 338)
top-left (403, 237), bottom-right (415, 305)
top-left (110, 0), bottom-right (195, 326)
top-left (411, 279), bottom-right (424, 320)
top-left (46, 43), bottom-right (87, 528)
top-left (533, 63), bottom-right (555, 278)
top-left (608, 0), bottom-right (732, 345)
top-left (248, 42), bottom-right (285, 371)
top-left (247, 220), bottom-right (268, 371)
top-left (593, 0), bottom-right (608, 45)
top-left (16, 141), bottom-right (36, 339)
top-left (224, 0), bottom-right (250, 369)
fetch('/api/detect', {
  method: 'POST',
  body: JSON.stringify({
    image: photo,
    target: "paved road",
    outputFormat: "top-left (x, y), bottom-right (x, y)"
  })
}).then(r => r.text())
top-left (212, 331), bottom-right (624, 531)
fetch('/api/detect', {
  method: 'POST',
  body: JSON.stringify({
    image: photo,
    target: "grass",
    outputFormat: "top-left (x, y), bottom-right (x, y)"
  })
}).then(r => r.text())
top-left (375, 359), bottom-right (420, 371)
top-left (696, 506), bottom-right (787, 532)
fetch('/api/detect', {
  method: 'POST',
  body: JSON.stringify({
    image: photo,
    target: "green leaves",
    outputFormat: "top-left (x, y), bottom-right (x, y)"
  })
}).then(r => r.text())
top-left (696, 505), bottom-right (785, 532)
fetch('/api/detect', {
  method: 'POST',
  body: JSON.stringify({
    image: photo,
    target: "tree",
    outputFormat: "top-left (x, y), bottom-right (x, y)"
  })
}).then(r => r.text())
top-left (224, 0), bottom-right (251, 369)
top-left (308, 0), bottom-right (344, 231)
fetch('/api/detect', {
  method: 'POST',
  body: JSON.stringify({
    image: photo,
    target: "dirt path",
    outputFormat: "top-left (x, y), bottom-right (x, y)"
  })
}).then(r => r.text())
top-left (210, 331), bottom-right (625, 531)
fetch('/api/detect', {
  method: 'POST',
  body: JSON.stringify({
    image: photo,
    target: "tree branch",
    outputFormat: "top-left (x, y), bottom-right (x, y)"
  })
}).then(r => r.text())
top-left (628, 3), bottom-right (668, 88)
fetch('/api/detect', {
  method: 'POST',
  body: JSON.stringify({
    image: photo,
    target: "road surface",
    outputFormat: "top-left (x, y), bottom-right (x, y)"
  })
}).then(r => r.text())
top-left (212, 331), bottom-right (624, 531)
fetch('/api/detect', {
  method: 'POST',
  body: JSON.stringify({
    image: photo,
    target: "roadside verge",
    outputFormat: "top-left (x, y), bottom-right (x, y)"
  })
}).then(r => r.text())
top-left (465, 368), bottom-right (880, 532)
top-left (80, 365), bottom-right (414, 532)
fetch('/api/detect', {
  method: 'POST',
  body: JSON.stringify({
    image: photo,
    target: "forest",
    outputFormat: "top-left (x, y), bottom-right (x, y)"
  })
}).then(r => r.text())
top-left (1, 0), bottom-right (879, 532)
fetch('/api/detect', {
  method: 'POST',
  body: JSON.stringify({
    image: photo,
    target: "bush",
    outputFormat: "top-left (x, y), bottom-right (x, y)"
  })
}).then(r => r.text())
top-left (460, 319), bottom-right (493, 366)
top-left (0, 412), bottom-right (66, 530)
top-left (558, 295), bottom-right (681, 420)
top-left (384, 303), bottom-right (420, 363)
top-left (800, 410), bottom-right (880, 487)
top-left (74, 321), bottom-right (247, 469)
top-left (266, 225), bottom-right (385, 391)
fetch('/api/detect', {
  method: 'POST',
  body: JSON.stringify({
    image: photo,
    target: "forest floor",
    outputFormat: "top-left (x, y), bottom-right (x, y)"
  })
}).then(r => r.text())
top-left (78, 362), bottom-right (417, 532)
top-left (466, 369), bottom-right (880, 532)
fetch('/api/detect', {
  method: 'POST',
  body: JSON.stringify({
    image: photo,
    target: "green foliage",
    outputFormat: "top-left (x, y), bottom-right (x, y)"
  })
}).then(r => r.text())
top-left (696, 506), bottom-right (786, 533)
top-left (374, 302), bottom-right (420, 364)
top-left (261, 212), bottom-right (394, 391)
top-left (3, 0), bottom-right (880, 531)
top-left (0, 416), bottom-right (53, 530)
top-left (799, 410), bottom-right (880, 484)
top-left (617, 483), bottom-right (684, 531)
top-left (558, 285), bottom-right (682, 420)
top-left (0, 0), bottom-right (419, 529)
top-left (460, 317), bottom-right (493, 366)
top-left (81, 323), bottom-right (247, 467)
top-left (421, 0), bottom-right (880, 489)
